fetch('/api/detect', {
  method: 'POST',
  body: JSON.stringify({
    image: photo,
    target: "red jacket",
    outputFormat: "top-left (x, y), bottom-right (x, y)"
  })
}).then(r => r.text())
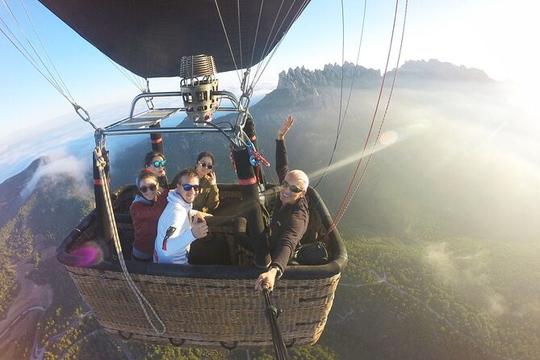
top-left (129, 189), bottom-right (168, 257)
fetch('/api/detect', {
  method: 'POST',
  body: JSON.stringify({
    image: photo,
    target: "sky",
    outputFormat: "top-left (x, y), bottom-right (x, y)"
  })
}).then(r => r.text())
top-left (0, 0), bottom-right (539, 181)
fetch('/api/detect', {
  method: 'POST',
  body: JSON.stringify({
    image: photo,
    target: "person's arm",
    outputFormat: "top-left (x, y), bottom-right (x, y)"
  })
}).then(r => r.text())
top-left (255, 203), bottom-right (308, 291)
top-left (205, 172), bottom-right (220, 211)
top-left (161, 207), bottom-right (196, 255)
top-left (276, 139), bottom-right (289, 184)
top-left (269, 205), bottom-right (308, 272)
top-left (276, 116), bottom-right (294, 183)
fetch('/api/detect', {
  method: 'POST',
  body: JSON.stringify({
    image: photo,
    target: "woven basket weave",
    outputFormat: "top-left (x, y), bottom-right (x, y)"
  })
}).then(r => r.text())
top-left (58, 185), bottom-right (347, 348)
top-left (66, 263), bottom-right (340, 347)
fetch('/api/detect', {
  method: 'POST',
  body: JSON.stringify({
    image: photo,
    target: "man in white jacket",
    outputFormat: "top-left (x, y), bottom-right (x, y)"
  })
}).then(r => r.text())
top-left (154, 168), bottom-right (209, 264)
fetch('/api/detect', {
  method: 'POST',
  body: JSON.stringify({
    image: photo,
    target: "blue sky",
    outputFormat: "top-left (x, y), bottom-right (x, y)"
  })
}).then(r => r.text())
top-left (0, 0), bottom-right (538, 181)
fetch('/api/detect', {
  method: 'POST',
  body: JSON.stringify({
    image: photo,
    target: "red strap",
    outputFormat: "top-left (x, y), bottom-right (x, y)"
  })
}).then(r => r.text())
top-left (151, 137), bottom-right (163, 144)
top-left (238, 177), bottom-right (257, 185)
top-left (94, 179), bottom-right (103, 186)
top-left (162, 239), bottom-right (168, 251)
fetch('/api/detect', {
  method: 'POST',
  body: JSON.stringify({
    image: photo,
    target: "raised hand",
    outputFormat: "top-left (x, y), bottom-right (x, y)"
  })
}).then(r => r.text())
top-left (206, 170), bottom-right (217, 185)
top-left (277, 115), bottom-right (295, 140)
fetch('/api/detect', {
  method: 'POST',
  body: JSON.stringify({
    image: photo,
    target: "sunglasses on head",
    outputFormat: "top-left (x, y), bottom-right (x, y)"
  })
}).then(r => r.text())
top-left (152, 159), bottom-right (167, 168)
top-left (180, 183), bottom-right (200, 192)
top-left (139, 183), bottom-right (157, 193)
top-left (198, 161), bottom-right (213, 170)
top-left (281, 180), bottom-right (303, 193)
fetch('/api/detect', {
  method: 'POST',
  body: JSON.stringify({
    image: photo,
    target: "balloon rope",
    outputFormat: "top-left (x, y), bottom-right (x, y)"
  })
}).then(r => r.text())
top-left (247, 0), bottom-right (265, 86)
top-left (326, 0), bottom-right (408, 236)
top-left (95, 148), bottom-right (167, 335)
top-left (250, 0), bottom-right (310, 90)
top-left (237, 0), bottom-right (243, 69)
top-left (0, 0), bottom-right (94, 127)
top-left (250, 0), bottom-right (285, 86)
top-left (18, 0), bottom-right (75, 102)
top-left (332, 0), bottom-right (409, 229)
top-left (340, 0), bottom-right (369, 140)
top-left (312, 0), bottom-right (347, 189)
top-left (214, 0), bottom-right (242, 84)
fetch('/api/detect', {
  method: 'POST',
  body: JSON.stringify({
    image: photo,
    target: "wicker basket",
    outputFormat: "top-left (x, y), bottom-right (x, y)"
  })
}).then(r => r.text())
top-left (57, 185), bottom-right (347, 349)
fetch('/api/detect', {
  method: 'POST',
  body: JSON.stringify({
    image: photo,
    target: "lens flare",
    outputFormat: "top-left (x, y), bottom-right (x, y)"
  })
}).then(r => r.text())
top-left (69, 241), bottom-right (104, 267)
top-left (379, 130), bottom-right (398, 146)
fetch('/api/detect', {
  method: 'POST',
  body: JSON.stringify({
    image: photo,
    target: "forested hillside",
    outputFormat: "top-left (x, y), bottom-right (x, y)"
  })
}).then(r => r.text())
top-left (1, 60), bottom-right (539, 359)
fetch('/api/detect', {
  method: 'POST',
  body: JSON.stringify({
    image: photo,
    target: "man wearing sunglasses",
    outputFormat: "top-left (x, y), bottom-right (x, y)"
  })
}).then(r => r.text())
top-left (154, 168), bottom-right (210, 264)
top-left (255, 116), bottom-right (310, 292)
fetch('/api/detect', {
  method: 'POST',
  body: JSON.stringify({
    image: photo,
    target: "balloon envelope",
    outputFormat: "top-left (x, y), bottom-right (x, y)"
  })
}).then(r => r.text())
top-left (38, 0), bottom-right (311, 78)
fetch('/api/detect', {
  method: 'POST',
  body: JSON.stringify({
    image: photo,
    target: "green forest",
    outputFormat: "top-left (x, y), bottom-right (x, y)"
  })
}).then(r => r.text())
top-left (1, 62), bottom-right (539, 359)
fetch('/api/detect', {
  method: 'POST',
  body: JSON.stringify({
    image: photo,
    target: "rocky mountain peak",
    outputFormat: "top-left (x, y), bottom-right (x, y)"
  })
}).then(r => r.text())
top-left (275, 59), bottom-right (493, 95)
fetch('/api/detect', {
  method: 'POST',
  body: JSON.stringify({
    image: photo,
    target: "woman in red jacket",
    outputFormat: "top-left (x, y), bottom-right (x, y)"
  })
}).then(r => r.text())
top-left (129, 170), bottom-right (168, 261)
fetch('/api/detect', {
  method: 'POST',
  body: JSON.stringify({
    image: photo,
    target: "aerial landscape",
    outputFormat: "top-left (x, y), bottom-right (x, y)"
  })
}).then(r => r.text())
top-left (1, 1), bottom-right (539, 359)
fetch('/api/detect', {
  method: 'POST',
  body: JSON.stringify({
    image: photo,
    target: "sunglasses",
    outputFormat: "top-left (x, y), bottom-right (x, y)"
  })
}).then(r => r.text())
top-left (139, 183), bottom-right (157, 193)
top-left (198, 161), bottom-right (213, 170)
top-left (152, 159), bottom-right (167, 168)
top-left (180, 183), bottom-right (200, 192)
top-left (281, 180), bottom-right (303, 194)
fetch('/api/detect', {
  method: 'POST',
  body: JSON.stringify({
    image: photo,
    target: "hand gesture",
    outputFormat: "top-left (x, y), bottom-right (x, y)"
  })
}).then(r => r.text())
top-left (191, 216), bottom-right (208, 239)
top-left (195, 211), bottom-right (213, 219)
top-left (255, 267), bottom-right (278, 291)
top-left (206, 170), bottom-right (217, 185)
top-left (277, 115), bottom-right (294, 140)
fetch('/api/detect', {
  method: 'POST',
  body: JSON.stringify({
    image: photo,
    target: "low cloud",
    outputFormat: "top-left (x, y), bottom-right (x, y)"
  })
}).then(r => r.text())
top-left (425, 242), bottom-right (458, 282)
top-left (21, 149), bottom-right (90, 199)
top-left (424, 242), bottom-right (508, 317)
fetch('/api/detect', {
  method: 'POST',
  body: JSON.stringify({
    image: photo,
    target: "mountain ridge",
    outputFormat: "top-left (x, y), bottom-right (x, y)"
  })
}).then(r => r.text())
top-left (277, 59), bottom-right (493, 93)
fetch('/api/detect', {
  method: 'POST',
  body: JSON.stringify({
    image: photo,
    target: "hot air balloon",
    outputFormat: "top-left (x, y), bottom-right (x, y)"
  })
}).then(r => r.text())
top-left (10, 0), bottom-right (349, 353)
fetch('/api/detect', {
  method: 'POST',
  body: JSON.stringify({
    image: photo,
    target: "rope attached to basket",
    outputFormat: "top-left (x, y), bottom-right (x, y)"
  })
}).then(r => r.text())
top-left (94, 147), bottom-right (167, 335)
top-left (263, 288), bottom-right (289, 360)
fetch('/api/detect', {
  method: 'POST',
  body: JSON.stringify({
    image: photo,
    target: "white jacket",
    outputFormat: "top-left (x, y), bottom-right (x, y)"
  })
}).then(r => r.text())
top-left (154, 190), bottom-right (198, 264)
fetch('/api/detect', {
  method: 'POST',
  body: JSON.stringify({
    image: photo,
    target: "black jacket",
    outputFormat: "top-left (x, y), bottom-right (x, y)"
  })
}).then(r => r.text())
top-left (269, 139), bottom-right (309, 272)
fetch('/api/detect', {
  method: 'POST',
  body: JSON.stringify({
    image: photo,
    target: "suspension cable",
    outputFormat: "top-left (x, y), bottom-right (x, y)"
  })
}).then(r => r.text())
top-left (202, 121), bottom-right (239, 147)
top-left (332, 0), bottom-right (409, 230)
top-left (237, 0), bottom-right (243, 70)
top-left (95, 147), bottom-right (166, 335)
top-left (313, 0), bottom-right (368, 188)
top-left (340, 0), bottom-right (368, 134)
top-left (312, 0), bottom-right (347, 188)
top-left (0, 14), bottom-right (67, 102)
top-left (250, 0), bottom-right (285, 87)
top-left (0, 1), bottom-right (92, 124)
top-left (249, 0), bottom-right (310, 91)
top-left (326, 0), bottom-right (406, 236)
top-left (1, 0), bottom-right (74, 103)
top-left (250, 0), bottom-right (302, 90)
top-left (328, 0), bottom-right (400, 233)
top-left (18, 0), bottom-right (75, 102)
top-left (213, 0), bottom-right (242, 84)
top-left (107, 57), bottom-right (147, 93)
top-left (247, 0), bottom-right (265, 87)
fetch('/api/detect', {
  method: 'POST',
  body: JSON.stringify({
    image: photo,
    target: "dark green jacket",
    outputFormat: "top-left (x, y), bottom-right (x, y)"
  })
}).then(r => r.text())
top-left (193, 175), bottom-right (220, 213)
